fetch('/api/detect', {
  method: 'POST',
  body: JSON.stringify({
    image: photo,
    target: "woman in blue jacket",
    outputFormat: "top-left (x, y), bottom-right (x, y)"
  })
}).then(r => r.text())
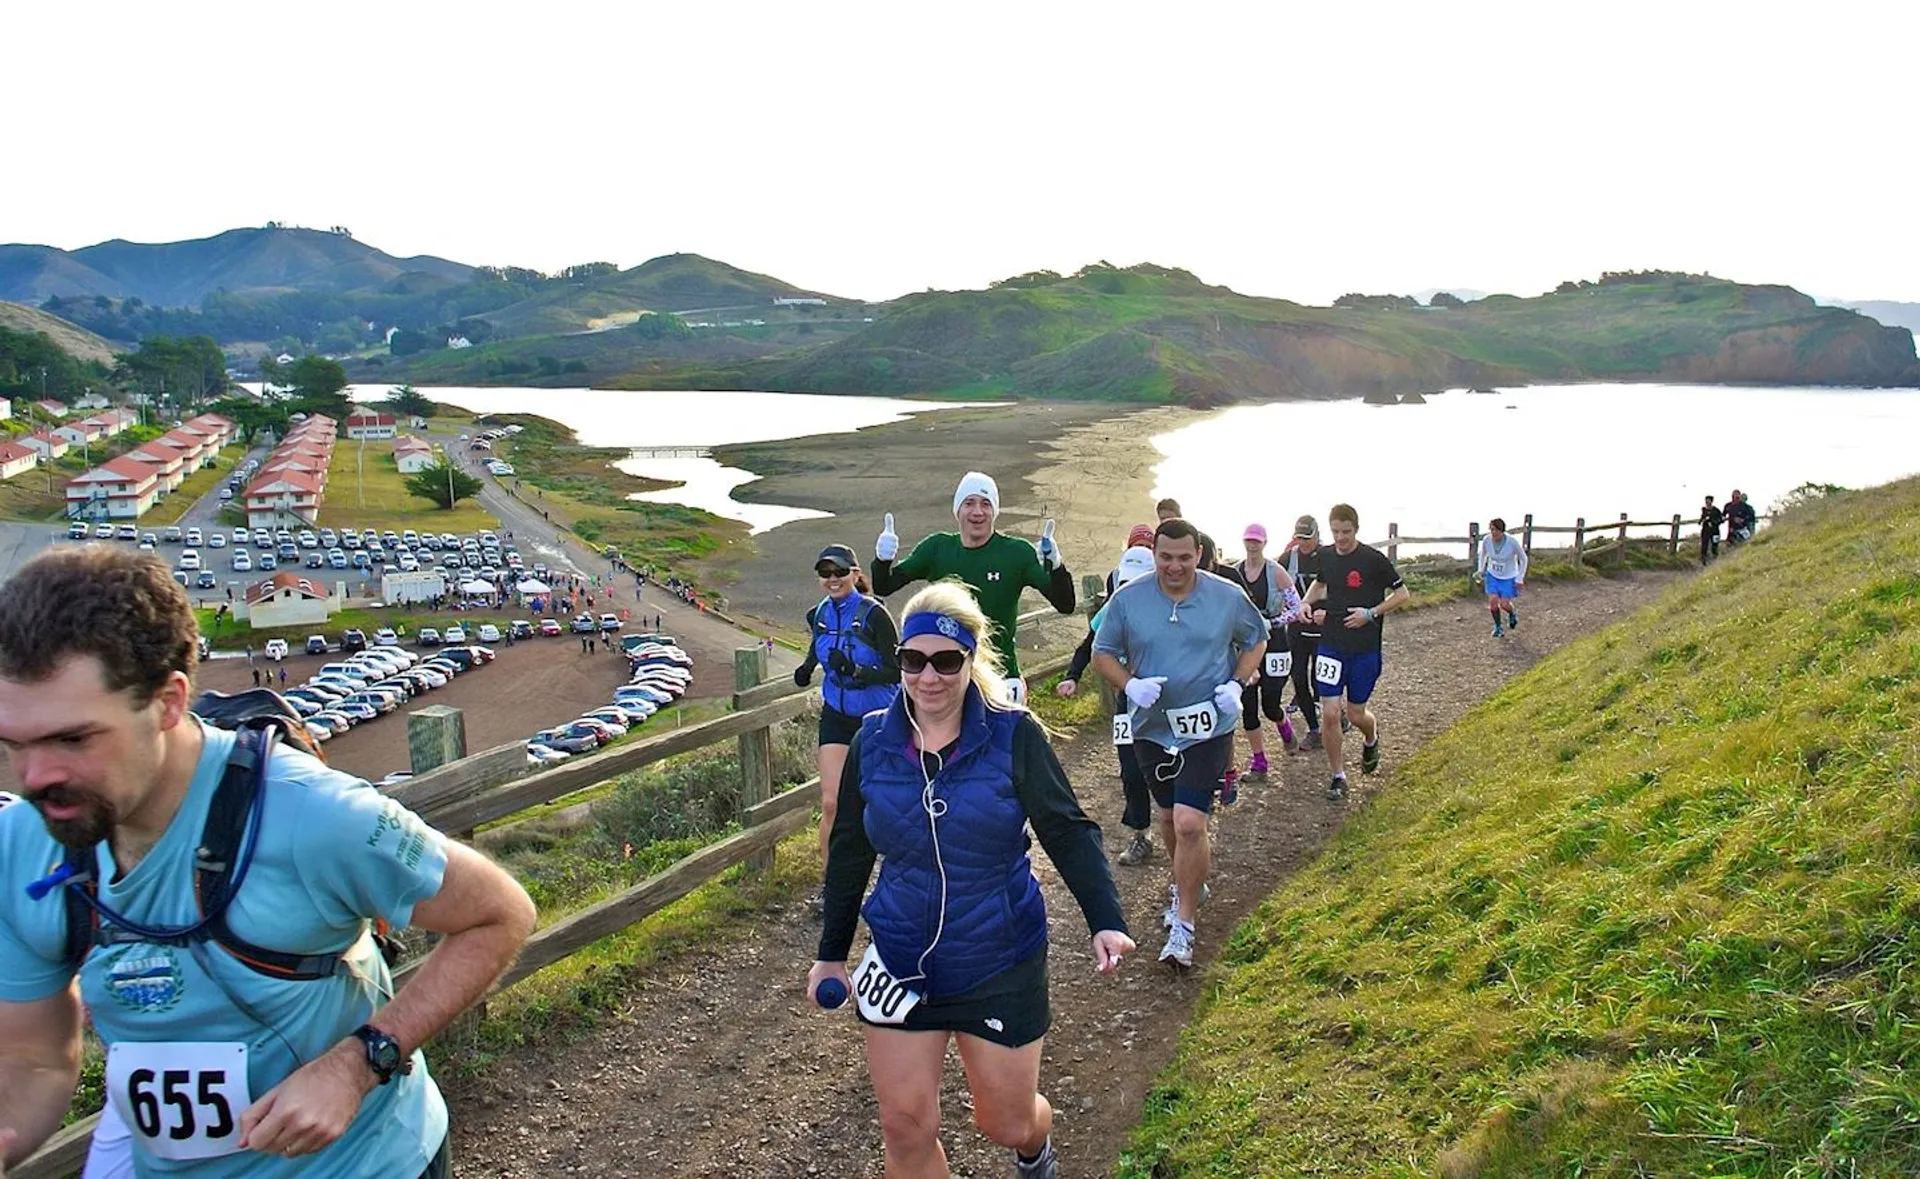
top-left (793, 543), bottom-right (901, 889)
top-left (807, 581), bottom-right (1134, 1179)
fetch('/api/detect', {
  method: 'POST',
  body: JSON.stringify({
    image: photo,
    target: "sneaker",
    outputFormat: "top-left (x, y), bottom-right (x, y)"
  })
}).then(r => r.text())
top-left (1117, 831), bottom-right (1153, 866)
top-left (1245, 751), bottom-right (1270, 780)
top-left (1219, 768), bottom-right (1239, 807)
top-left (1507, 609), bottom-right (1519, 630)
top-left (1362, 739), bottom-right (1382, 775)
top-left (1300, 729), bottom-right (1323, 752)
top-left (1016, 1139), bottom-right (1058, 1178)
top-left (1326, 774), bottom-right (1347, 801)
top-left (1159, 921), bottom-right (1195, 968)
top-left (806, 889), bottom-right (825, 918)
top-left (1493, 622), bottom-right (1504, 638)
top-left (1278, 718), bottom-right (1298, 752)
top-left (1163, 881), bottom-right (1212, 926)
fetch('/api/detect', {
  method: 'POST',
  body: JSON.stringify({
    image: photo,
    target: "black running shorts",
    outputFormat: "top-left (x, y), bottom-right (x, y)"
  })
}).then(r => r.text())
top-left (856, 947), bottom-right (1050, 1048)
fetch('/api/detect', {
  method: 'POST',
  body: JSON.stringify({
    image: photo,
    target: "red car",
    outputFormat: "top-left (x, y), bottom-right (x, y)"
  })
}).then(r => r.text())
top-left (538, 618), bottom-right (564, 637)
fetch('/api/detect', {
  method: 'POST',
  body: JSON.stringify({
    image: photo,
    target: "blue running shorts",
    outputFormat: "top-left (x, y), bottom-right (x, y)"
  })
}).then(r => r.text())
top-left (1313, 648), bottom-right (1384, 705)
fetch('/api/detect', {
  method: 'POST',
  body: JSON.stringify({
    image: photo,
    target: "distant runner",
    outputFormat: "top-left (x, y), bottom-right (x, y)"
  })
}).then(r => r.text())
top-left (1281, 515), bottom-right (1327, 750)
top-left (1699, 495), bottom-right (1723, 565)
top-left (1060, 540), bottom-right (1158, 866)
top-left (1301, 504), bottom-right (1409, 800)
top-left (1220, 523), bottom-right (1302, 792)
top-left (1474, 517), bottom-right (1528, 637)
top-left (1091, 519), bottom-right (1266, 967)
top-left (1725, 489), bottom-right (1757, 547)
top-left (871, 472), bottom-right (1076, 702)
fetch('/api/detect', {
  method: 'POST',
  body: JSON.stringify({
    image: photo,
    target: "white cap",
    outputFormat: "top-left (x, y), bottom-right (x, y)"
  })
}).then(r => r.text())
top-left (952, 471), bottom-right (1000, 517)
top-left (1115, 546), bottom-right (1155, 587)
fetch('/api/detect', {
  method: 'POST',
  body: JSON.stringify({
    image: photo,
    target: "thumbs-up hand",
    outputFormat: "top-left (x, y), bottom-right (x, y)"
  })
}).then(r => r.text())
top-left (1038, 519), bottom-right (1060, 569)
top-left (875, 513), bottom-right (899, 561)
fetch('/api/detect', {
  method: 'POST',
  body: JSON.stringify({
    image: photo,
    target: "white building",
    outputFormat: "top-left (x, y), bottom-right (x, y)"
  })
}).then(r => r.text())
top-left (0, 396), bottom-right (10, 421)
top-left (344, 411), bottom-right (397, 441)
top-left (380, 570), bottom-right (447, 605)
top-left (0, 440), bottom-right (38, 481)
top-left (244, 572), bottom-right (341, 629)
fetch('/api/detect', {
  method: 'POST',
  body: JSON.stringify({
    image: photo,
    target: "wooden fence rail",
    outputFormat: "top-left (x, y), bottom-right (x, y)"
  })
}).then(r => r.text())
top-left (1374, 511), bottom-right (1761, 570)
top-left (18, 600), bottom-right (1095, 1179)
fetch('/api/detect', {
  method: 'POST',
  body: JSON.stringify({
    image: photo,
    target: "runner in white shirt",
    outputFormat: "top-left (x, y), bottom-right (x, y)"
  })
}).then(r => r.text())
top-left (1474, 517), bottom-right (1529, 638)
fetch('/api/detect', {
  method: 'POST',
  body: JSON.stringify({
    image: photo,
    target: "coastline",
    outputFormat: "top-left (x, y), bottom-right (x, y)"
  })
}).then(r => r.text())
top-left (705, 400), bottom-right (1200, 632)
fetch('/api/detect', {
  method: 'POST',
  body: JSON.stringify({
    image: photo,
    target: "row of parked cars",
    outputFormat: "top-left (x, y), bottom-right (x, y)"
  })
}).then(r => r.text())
top-left (525, 638), bottom-right (695, 765)
top-left (279, 644), bottom-right (498, 746)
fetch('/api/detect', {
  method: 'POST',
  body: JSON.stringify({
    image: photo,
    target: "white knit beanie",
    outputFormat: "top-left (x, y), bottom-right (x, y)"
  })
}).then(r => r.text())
top-left (952, 471), bottom-right (1000, 518)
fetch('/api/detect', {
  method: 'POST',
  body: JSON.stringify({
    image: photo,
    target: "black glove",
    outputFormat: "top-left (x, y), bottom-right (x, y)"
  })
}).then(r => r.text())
top-left (827, 648), bottom-right (856, 677)
top-left (793, 663), bottom-right (813, 688)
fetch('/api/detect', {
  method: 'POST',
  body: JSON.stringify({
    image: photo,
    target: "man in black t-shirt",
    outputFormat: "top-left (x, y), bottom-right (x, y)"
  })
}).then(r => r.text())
top-left (1301, 503), bottom-right (1409, 800)
top-left (1699, 495), bottom-right (1724, 564)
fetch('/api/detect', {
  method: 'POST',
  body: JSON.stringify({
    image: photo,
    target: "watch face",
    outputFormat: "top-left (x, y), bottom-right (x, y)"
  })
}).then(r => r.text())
top-left (372, 1040), bottom-right (401, 1070)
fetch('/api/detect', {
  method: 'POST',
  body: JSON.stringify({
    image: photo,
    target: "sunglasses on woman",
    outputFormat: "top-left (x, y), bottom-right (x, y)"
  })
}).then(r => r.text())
top-left (816, 564), bottom-right (851, 578)
top-left (896, 647), bottom-right (969, 675)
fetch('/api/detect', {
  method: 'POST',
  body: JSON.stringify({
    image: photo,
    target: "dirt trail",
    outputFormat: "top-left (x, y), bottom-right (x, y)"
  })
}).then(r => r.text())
top-left (448, 569), bottom-right (1683, 1178)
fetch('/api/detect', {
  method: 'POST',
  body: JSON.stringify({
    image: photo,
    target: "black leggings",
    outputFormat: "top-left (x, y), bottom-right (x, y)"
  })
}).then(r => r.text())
top-left (1115, 736), bottom-right (1153, 831)
top-left (1287, 626), bottom-right (1321, 732)
top-left (1239, 676), bottom-right (1287, 729)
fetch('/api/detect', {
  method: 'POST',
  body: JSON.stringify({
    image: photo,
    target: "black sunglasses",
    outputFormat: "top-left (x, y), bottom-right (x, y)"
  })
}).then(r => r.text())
top-left (815, 564), bottom-right (851, 578)
top-left (896, 647), bottom-right (969, 675)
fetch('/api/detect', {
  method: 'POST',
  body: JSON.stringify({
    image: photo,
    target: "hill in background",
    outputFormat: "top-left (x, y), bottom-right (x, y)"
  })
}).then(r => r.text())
top-left (608, 265), bottom-right (1920, 402)
top-left (1123, 478), bottom-right (1920, 1176)
top-left (477, 252), bottom-right (849, 337)
top-left (0, 226), bottom-right (472, 307)
top-left (0, 300), bottom-right (120, 366)
top-left (1829, 298), bottom-right (1920, 340)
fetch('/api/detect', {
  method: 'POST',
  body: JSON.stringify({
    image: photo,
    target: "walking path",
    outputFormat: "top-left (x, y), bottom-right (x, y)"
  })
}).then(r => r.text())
top-left (448, 569), bottom-right (1684, 1177)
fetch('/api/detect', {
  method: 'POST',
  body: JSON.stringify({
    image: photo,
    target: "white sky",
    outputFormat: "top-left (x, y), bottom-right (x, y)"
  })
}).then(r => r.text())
top-left (10, 1), bottom-right (1918, 304)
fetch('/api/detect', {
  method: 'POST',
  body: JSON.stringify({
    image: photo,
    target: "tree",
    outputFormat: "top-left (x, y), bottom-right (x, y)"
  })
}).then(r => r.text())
top-left (389, 328), bottom-right (437, 357)
top-left (284, 356), bottom-right (351, 419)
top-left (112, 335), bottom-right (229, 412)
top-left (385, 384), bottom-right (435, 418)
top-left (1428, 291), bottom-right (1465, 309)
top-left (207, 396), bottom-right (288, 444)
top-left (405, 458), bottom-right (484, 510)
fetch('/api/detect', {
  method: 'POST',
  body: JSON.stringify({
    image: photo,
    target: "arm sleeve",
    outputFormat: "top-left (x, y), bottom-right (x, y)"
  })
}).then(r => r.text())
top-left (288, 768), bottom-right (451, 933)
top-left (796, 606), bottom-right (819, 676)
top-left (1012, 717), bottom-right (1128, 937)
top-left (1065, 626), bottom-right (1096, 683)
top-left (1475, 536), bottom-right (1489, 576)
top-left (852, 606), bottom-right (900, 685)
top-left (1042, 561), bottom-right (1077, 614)
top-left (1515, 539), bottom-right (1529, 581)
top-left (871, 536), bottom-right (934, 596)
top-left (817, 734), bottom-right (878, 962)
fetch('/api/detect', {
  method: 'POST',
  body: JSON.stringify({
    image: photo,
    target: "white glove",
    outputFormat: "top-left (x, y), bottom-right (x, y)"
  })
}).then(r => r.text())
top-left (874, 512), bottom-right (898, 562)
top-left (1038, 518), bottom-right (1060, 569)
top-left (1123, 675), bottom-right (1167, 710)
top-left (1213, 681), bottom-right (1244, 716)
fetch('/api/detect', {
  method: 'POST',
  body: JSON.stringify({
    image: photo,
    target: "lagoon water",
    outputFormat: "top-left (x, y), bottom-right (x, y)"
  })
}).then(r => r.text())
top-left (350, 382), bottom-right (1920, 547)
top-left (1150, 384), bottom-right (1920, 556)
top-left (347, 385), bottom-right (974, 533)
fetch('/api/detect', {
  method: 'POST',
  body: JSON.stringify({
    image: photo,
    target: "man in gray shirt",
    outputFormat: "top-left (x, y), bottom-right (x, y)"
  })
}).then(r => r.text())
top-left (1092, 518), bottom-right (1265, 968)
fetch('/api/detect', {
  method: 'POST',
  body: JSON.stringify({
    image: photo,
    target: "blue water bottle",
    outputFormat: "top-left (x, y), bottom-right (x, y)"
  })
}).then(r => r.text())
top-left (816, 977), bottom-right (848, 1010)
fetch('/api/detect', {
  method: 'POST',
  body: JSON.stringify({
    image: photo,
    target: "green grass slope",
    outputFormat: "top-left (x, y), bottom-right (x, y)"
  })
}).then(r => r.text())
top-left (479, 253), bottom-right (848, 337)
top-left (610, 266), bottom-right (1918, 403)
top-left (0, 300), bottom-right (120, 365)
top-left (1124, 478), bottom-right (1920, 1178)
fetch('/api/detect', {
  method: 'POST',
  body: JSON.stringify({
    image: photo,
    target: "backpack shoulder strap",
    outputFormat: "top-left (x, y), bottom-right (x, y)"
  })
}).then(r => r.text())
top-left (197, 728), bottom-right (346, 980)
top-left (60, 845), bottom-right (99, 972)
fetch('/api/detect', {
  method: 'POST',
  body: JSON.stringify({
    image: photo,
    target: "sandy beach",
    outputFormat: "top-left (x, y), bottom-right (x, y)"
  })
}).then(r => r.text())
top-left (708, 400), bottom-right (1200, 635)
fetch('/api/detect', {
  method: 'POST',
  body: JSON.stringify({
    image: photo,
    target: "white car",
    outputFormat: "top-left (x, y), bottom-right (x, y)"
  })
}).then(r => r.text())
top-left (443, 625), bottom-right (466, 644)
top-left (231, 551), bottom-right (253, 571)
top-left (178, 550), bottom-right (201, 571)
top-left (263, 639), bottom-right (289, 661)
top-left (184, 528), bottom-right (203, 546)
top-left (374, 627), bottom-right (400, 647)
top-left (208, 533), bottom-right (227, 549)
top-left (476, 624), bottom-right (502, 643)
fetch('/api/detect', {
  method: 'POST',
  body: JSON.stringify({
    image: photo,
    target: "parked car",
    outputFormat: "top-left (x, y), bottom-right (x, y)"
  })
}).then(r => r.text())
top-left (163, 525), bottom-right (184, 543)
top-left (231, 551), bottom-right (253, 571)
top-left (208, 533), bottom-right (226, 549)
top-left (185, 528), bottom-right (203, 546)
top-left (476, 624), bottom-right (502, 643)
top-left (527, 726), bottom-right (601, 754)
top-left (526, 744), bottom-right (571, 767)
top-left (257, 554), bottom-right (276, 570)
top-left (341, 628), bottom-right (368, 653)
top-left (304, 635), bottom-right (329, 656)
top-left (417, 627), bottom-right (442, 647)
top-left (67, 522), bottom-right (90, 540)
top-left (374, 627), bottom-right (400, 647)
top-left (262, 638), bottom-right (289, 660)
top-left (303, 721), bottom-right (334, 744)
top-left (195, 571), bottom-right (218, 589)
top-left (329, 701), bottom-right (379, 724)
top-left (442, 624), bottom-right (466, 644)
top-left (598, 614), bottom-right (622, 633)
top-left (591, 703), bottom-right (652, 727)
top-left (570, 717), bottom-right (624, 742)
top-left (571, 614), bottom-right (598, 634)
top-left (538, 618), bottom-right (564, 637)
top-left (616, 684), bottom-right (676, 707)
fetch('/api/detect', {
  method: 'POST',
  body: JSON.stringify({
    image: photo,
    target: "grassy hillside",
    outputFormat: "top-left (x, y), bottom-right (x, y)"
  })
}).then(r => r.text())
top-left (478, 253), bottom-right (849, 337)
top-left (0, 227), bottom-right (472, 306)
top-left (607, 267), bottom-right (1920, 403)
top-left (0, 300), bottom-right (119, 365)
top-left (1122, 479), bottom-right (1920, 1176)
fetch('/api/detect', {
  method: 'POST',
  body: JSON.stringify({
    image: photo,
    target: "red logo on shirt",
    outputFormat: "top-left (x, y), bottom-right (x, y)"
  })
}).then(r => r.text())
top-left (1346, 570), bottom-right (1363, 589)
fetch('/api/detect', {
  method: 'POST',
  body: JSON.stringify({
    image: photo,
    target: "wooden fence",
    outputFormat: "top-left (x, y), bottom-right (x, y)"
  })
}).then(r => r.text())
top-left (1373, 510), bottom-right (1757, 570)
top-left (16, 598), bottom-right (1095, 1178)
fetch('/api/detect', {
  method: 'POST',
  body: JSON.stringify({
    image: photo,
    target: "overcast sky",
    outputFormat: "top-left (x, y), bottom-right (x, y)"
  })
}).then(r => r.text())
top-left (10, 1), bottom-right (1917, 304)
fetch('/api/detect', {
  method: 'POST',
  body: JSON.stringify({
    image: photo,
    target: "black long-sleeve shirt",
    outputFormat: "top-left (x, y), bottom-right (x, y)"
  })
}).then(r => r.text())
top-left (818, 712), bottom-right (1128, 963)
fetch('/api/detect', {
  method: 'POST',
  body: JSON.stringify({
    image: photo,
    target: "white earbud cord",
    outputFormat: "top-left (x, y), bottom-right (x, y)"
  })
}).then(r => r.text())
top-left (902, 701), bottom-right (949, 987)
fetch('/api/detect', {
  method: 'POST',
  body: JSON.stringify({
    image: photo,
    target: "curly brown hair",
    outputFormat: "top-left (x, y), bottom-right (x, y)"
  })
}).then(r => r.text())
top-left (0, 546), bottom-right (199, 703)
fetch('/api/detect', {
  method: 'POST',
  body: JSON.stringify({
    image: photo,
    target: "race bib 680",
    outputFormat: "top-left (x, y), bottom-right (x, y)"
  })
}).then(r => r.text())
top-left (852, 943), bottom-right (922, 1025)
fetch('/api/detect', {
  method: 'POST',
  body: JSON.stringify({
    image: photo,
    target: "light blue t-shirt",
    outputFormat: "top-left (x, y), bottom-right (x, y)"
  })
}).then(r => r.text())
top-left (0, 722), bottom-right (450, 1177)
top-left (1092, 569), bottom-right (1267, 749)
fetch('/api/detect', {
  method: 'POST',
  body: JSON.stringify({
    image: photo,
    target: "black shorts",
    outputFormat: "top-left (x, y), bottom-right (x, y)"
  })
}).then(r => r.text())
top-left (818, 704), bottom-right (863, 747)
top-left (1137, 733), bottom-right (1232, 813)
top-left (856, 946), bottom-right (1050, 1048)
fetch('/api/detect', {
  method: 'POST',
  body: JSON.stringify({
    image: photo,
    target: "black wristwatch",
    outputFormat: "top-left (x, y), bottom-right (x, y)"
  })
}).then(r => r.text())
top-left (352, 1025), bottom-right (412, 1085)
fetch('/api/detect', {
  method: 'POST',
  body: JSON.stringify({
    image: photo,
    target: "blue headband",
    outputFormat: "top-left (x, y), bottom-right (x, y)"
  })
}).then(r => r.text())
top-left (899, 612), bottom-right (977, 651)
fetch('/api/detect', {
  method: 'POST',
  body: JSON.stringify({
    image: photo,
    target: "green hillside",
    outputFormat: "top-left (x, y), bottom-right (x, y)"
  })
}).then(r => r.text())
top-left (1122, 479), bottom-right (1920, 1176)
top-left (608, 266), bottom-right (1919, 402)
top-left (478, 253), bottom-right (847, 337)
top-left (0, 300), bottom-right (120, 365)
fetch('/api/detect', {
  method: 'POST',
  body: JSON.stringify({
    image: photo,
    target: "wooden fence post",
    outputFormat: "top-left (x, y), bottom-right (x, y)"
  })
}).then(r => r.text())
top-left (408, 705), bottom-right (471, 839)
top-left (1522, 512), bottom-right (1534, 552)
top-left (1616, 512), bottom-right (1629, 568)
top-left (1573, 517), bottom-right (1586, 569)
top-left (1668, 514), bottom-right (1682, 556)
top-left (1081, 572), bottom-right (1114, 714)
top-left (1387, 522), bottom-right (1399, 564)
top-left (734, 647), bottom-right (774, 873)
top-left (1467, 521), bottom-right (1480, 573)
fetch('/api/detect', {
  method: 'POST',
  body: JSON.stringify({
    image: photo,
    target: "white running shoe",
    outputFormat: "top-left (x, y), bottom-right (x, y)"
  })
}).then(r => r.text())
top-left (1162, 881), bottom-right (1213, 927)
top-left (1159, 920), bottom-right (1195, 968)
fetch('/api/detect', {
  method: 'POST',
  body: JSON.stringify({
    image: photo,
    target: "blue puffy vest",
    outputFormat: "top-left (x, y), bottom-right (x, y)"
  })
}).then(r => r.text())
top-left (855, 689), bottom-right (1047, 997)
top-left (810, 593), bottom-right (897, 718)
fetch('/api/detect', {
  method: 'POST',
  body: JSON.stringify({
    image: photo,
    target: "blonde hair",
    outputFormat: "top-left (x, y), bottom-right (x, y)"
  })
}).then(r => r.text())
top-left (899, 579), bottom-right (1018, 712)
